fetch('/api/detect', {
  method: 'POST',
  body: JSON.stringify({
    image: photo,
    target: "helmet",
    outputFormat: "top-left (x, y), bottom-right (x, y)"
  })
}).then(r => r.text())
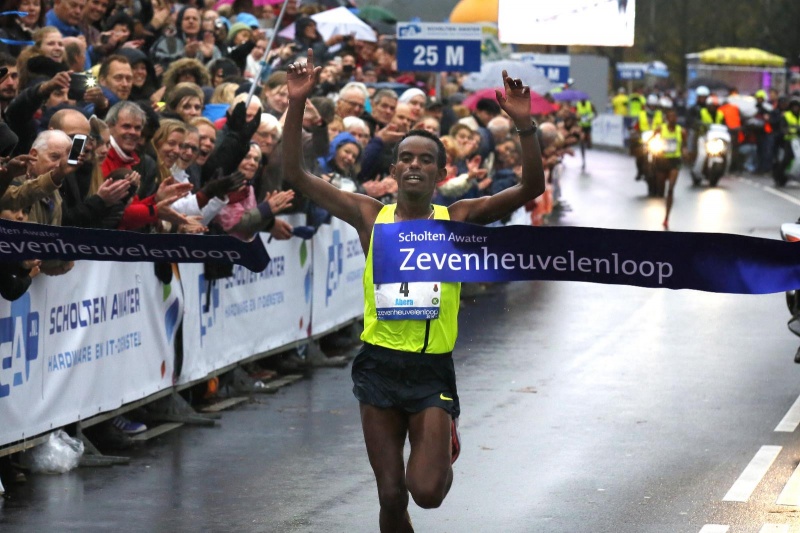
top-left (695, 86), bottom-right (710, 97)
top-left (646, 94), bottom-right (659, 106)
top-left (659, 97), bottom-right (673, 109)
top-left (755, 89), bottom-right (767, 100)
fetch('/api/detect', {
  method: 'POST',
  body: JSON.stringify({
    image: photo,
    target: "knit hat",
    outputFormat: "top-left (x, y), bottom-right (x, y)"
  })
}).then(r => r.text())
top-left (228, 22), bottom-right (252, 43)
top-left (235, 12), bottom-right (259, 28)
top-left (398, 87), bottom-right (426, 104)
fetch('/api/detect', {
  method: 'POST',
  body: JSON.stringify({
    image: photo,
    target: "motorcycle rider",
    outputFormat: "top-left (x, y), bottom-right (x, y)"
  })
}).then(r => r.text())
top-left (655, 103), bottom-right (685, 230)
top-left (776, 96), bottom-right (800, 185)
top-left (634, 94), bottom-right (663, 181)
top-left (701, 95), bottom-right (726, 128)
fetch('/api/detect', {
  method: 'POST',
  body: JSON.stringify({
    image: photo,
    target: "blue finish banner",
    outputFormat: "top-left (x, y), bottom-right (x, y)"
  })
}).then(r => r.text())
top-left (372, 220), bottom-right (800, 295)
top-left (0, 218), bottom-right (270, 272)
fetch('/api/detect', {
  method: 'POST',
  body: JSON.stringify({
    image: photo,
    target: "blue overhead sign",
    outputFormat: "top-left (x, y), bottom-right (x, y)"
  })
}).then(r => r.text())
top-left (616, 63), bottom-right (647, 80)
top-left (512, 53), bottom-right (570, 84)
top-left (397, 23), bottom-right (482, 73)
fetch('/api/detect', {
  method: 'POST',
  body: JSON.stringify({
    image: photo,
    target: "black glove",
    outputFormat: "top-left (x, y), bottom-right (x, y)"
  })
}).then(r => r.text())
top-left (201, 170), bottom-right (246, 198)
top-left (227, 101), bottom-right (261, 142)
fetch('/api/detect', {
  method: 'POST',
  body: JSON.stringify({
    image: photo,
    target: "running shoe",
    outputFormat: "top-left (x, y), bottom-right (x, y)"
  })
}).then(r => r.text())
top-left (111, 415), bottom-right (147, 435)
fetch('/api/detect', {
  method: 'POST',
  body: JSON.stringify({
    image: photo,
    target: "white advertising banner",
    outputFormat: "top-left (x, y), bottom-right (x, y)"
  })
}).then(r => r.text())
top-left (592, 113), bottom-right (626, 149)
top-left (179, 224), bottom-right (312, 384)
top-left (311, 218), bottom-right (365, 336)
top-left (0, 261), bottom-right (181, 446)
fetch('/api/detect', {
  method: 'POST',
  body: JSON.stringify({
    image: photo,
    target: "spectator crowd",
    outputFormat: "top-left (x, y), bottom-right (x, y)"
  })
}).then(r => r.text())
top-left (0, 0), bottom-right (585, 449)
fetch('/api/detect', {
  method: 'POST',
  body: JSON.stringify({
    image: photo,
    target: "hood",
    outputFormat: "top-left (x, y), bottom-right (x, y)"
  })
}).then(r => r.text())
top-left (115, 48), bottom-right (157, 88)
top-left (319, 131), bottom-right (361, 173)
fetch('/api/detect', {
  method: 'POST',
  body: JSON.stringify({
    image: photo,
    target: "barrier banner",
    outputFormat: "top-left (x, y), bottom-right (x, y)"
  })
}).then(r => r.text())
top-left (0, 218), bottom-right (270, 272)
top-left (311, 217), bottom-right (365, 336)
top-left (0, 261), bottom-right (181, 447)
top-left (178, 225), bottom-right (311, 384)
top-left (592, 113), bottom-right (626, 149)
top-left (372, 220), bottom-right (800, 294)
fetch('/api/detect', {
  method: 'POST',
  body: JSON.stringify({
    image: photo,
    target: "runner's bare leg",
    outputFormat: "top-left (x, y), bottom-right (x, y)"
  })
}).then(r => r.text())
top-left (361, 404), bottom-right (414, 533)
top-left (406, 407), bottom-right (453, 508)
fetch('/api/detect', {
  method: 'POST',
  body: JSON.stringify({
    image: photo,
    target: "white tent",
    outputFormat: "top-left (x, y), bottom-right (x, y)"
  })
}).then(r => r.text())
top-left (278, 6), bottom-right (377, 43)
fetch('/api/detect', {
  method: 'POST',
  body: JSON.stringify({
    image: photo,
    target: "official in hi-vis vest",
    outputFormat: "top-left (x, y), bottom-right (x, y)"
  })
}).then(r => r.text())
top-left (777, 96), bottom-right (800, 183)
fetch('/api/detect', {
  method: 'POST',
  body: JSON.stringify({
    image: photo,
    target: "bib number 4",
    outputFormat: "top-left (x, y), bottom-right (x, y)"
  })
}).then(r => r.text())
top-left (375, 282), bottom-right (441, 320)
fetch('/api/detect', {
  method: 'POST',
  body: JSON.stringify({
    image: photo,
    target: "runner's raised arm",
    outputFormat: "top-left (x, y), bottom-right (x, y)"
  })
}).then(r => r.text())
top-left (283, 49), bottom-right (383, 240)
top-left (449, 71), bottom-right (546, 224)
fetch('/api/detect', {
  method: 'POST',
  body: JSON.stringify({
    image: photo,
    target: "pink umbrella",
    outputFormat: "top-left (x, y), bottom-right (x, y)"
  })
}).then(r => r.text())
top-left (214, 0), bottom-right (283, 8)
top-left (463, 87), bottom-right (557, 116)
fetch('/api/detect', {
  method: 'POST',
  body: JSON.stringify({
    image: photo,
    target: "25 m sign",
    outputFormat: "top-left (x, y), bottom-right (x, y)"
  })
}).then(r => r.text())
top-left (397, 23), bottom-right (482, 73)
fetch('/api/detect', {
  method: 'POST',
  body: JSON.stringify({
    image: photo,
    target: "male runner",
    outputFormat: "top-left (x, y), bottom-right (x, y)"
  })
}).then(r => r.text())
top-left (283, 50), bottom-right (545, 532)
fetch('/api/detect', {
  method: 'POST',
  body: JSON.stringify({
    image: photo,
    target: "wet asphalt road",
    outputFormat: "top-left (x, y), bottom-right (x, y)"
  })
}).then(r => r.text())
top-left (4, 150), bottom-right (800, 533)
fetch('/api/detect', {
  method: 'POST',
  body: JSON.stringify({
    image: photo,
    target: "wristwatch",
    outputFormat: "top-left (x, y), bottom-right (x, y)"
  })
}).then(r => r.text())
top-left (515, 120), bottom-right (538, 137)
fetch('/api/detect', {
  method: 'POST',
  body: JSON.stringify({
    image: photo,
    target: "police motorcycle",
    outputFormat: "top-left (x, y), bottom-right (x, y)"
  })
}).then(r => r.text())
top-left (690, 97), bottom-right (731, 187)
top-left (780, 221), bottom-right (800, 362)
top-left (633, 95), bottom-right (663, 196)
top-left (639, 129), bottom-right (663, 197)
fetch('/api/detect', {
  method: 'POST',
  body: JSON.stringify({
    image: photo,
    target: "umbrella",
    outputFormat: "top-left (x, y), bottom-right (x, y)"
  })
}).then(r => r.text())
top-left (551, 89), bottom-right (589, 102)
top-left (214, 0), bottom-right (282, 8)
top-left (687, 77), bottom-right (733, 92)
top-left (463, 87), bottom-right (557, 116)
top-left (645, 60), bottom-right (669, 78)
top-left (697, 47), bottom-right (785, 67)
top-left (366, 82), bottom-right (411, 93)
top-left (278, 6), bottom-right (377, 42)
top-left (357, 5), bottom-right (397, 23)
top-left (462, 59), bottom-right (555, 94)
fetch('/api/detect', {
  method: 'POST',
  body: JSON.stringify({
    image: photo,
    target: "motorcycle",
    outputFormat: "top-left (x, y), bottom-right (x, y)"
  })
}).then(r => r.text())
top-left (780, 221), bottom-right (800, 362)
top-left (691, 124), bottom-right (731, 187)
top-left (639, 130), bottom-right (663, 197)
top-left (773, 138), bottom-right (800, 187)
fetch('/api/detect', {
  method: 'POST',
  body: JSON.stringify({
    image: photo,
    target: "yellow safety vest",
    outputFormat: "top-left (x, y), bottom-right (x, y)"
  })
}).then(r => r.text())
top-left (784, 111), bottom-right (799, 140)
top-left (638, 110), bottom-right (663, 132)
top-left (576, 101), bottom-right (595, 127)
top-left (628, 94), bottom-right (645, 117)
top-left (612, 94), bottom-right (628, 116)
top-left (700, 108), bottom-right (725, 125)
top-left (659, 124), bottom-right (683, 159)
top-left (361, 204), bottom-right (461, 354)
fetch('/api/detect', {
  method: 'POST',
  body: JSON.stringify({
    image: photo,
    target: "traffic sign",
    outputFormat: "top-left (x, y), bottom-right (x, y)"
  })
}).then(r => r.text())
top-left (397, 23), bottom-right (482, 73)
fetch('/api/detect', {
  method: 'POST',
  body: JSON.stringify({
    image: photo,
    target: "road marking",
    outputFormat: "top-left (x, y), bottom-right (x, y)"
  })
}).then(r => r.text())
top-left (775, 393), bottom-right (800, 432)
top-left (759, 525), bottom-right (790, 533)
top-left (736, 177), bottom-right (800, 207)
top-left (723, 445), bottom-right (782, 502)
top-left (699, 525), bottom-right (729, 533)
top-left (776, 461), bottom-right (800, 506)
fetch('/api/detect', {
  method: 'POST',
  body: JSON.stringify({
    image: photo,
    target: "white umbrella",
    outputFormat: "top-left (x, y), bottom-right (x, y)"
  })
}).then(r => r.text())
top-left (462, 59), bottom-right (555, 94)
top-left (278, 6), bottom-right (377, 43)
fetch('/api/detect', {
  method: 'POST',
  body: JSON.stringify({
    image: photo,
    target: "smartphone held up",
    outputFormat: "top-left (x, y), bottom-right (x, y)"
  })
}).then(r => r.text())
top-left (67, 134), bottom-right (87, 165)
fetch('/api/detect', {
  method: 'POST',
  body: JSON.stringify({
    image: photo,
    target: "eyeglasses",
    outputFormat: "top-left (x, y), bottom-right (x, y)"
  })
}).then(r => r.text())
top-left (180, 143), bottom-right (199, 153)
top-left (341, 99), bottom-right (365, 110)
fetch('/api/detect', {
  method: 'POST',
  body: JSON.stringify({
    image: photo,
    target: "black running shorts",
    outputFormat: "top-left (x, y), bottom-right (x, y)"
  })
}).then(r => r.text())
top-left (352, 342), bottom-right (460, 418)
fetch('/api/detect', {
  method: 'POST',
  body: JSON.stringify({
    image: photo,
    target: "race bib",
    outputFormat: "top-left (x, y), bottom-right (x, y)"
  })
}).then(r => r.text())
top-left (664, 138), bottom-right (678, 153)
top-left (375, 282), bottom-right (441, 320)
